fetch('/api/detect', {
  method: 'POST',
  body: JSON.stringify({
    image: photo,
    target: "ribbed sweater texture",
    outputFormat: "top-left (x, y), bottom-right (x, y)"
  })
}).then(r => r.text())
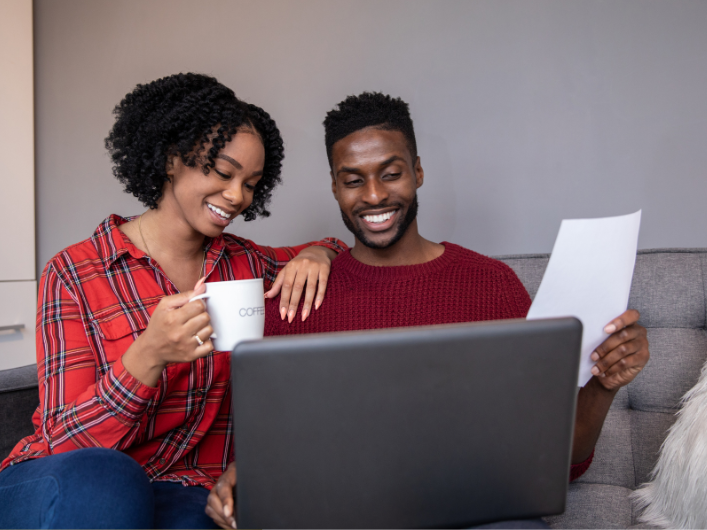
top-left (265, 243), bottom-right (531, 335)
top-left (264, 242), bottom-right (592, 481)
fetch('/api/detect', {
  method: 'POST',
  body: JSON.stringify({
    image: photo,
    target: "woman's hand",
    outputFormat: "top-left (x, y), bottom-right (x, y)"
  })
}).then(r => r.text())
top-left (265, 246), bottom-right (337, 323)
top-left (206, 462), bottom-right (237, 529)
top-left (122, 278), bottom-right (214, 387)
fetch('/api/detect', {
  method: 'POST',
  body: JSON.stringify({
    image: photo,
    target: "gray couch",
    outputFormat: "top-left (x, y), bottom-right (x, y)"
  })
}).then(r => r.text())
top-left (2, 248), bottom-right (705, 529)
top-left (500, 248), bottom-right (707, 529)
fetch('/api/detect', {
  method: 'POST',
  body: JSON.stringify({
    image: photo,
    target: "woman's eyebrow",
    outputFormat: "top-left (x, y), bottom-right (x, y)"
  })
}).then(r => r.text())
top-left (217, 154), bottom-right (242, 169)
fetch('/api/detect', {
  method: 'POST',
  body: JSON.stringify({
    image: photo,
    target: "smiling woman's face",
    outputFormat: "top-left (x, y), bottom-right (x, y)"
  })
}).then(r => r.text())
top-left (164, 128), bottom-right (265, 238)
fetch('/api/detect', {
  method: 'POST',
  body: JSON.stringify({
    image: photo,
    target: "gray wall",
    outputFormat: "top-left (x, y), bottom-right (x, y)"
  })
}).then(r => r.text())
top-left (35, 0), bottom-right (707, 277)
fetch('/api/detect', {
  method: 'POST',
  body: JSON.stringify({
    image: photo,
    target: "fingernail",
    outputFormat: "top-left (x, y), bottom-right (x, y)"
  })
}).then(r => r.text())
top-left (301, 309), bottom-right (309, 321)
top-left (224, 505), bottom-right (231, 518)
top-left (604, 324), bottom-right (617, 334)
top-left (231, 521), bottom-right (237, 529)
top-left (590, 351), bottom-right (599, 361)
top-left (288, 309), bottom-right (295, 323)
top-left (280, 307), bottom-right (286, 320)
top-left (315, 300), bottom-right (321, 310)
top-left (591, 366), bottom-right (600, 376)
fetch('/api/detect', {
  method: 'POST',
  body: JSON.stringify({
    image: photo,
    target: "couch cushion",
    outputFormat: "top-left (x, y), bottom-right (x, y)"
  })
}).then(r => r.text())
top-left (575, 396), bottom-right (634, 489)
top-left (629, 328), bottom-right (707, 413)
top-left (0, 364), bottom-right (39, 461)
top-left (545, 483), bottom-right (635, 529)
top-left (629, 410), bottom-right (678, 488)
top-left (0, 363), bottom-right (38, 393)
top-left (627, 251), bottom-right (707, 330)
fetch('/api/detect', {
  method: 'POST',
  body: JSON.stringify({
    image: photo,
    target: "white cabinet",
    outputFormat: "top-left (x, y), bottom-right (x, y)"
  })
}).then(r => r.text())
top-left (0, 0), bottom-right (37, 370)
top-left (0, 281), bottom-right (37, 370)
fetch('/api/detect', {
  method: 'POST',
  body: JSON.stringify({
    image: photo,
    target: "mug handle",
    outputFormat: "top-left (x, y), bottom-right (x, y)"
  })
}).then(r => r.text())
top-left (190, 293), bottom-right (210, 302)
top-left (189, 293), bottom-right (217, 339)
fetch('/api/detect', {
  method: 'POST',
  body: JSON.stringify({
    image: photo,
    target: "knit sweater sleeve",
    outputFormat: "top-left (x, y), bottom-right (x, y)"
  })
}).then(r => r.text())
top-left (570, 451), bottom-right (593, 482)
top-left (494, 262), bottom-right (532, 319)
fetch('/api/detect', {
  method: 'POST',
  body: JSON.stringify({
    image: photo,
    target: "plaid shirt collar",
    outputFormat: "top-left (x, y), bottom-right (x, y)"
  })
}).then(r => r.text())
top-left (92, 214), bottom-right (229, 275)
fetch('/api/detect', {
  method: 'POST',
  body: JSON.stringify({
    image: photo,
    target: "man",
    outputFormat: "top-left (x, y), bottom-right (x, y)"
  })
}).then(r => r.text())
top-left (206, 93), bottom-right (650, 528)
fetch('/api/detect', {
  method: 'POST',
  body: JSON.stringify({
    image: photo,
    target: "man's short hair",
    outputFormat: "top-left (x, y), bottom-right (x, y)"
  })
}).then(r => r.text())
top-left (323, 92), bottom-right (417, 168)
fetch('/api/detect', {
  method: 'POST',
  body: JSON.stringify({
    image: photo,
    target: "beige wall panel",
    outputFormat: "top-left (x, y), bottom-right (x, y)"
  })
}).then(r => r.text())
top-left (0, 0), bottom-right (35, 281)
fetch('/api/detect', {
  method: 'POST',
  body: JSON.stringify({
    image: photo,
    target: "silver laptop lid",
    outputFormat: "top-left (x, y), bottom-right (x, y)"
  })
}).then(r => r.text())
top-left (232, 317), bottom-right (581, 529)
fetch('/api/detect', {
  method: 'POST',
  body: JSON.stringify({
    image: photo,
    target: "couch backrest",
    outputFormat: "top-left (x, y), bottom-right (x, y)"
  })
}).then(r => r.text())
top-left (3, 248), bottom-right (706, 486)
top-left (0, 364), bottom-right (39, 460)
top-left (499, 248), bottom-right (707, 490)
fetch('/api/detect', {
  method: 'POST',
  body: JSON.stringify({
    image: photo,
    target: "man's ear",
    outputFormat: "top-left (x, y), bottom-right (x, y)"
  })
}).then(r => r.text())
top-left (330, 171), bottom-right (338, 198)
top-left (414, 156), bottom-right (424, 189)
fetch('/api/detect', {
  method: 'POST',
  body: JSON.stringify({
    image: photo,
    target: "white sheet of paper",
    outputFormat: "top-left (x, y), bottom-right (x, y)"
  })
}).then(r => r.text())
top-left (526, 211), bottom-right (641, 386)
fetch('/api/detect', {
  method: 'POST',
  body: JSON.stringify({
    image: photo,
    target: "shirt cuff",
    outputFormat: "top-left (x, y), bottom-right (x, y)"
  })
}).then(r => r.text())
top-left (96, 356), bottom-right (159, 425)
top-left (570, 449), bottom-right (594, 482)
top-left (310, 238), bottom-right (348, 254)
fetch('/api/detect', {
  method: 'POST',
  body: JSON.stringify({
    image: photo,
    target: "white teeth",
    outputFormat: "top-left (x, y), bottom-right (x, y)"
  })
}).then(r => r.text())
top-left (363, 211), bottom-right (395, 224)
top-left (207, 203), bottom-right (229, 220)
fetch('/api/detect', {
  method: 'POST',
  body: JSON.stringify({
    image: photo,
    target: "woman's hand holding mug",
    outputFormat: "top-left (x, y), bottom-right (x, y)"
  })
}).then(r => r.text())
top-left (189, 278), bottom-right (265, 352)
top-left (122, 277), bottom-right (213, 387)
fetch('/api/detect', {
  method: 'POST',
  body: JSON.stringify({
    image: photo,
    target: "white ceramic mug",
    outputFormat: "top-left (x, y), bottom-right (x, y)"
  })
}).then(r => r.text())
top-left (190, 278), bottom-right (265, 351)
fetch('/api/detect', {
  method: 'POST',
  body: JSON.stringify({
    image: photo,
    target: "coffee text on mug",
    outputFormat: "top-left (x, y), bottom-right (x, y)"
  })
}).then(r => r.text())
top-left (239, 306), bottom-right (265, 317)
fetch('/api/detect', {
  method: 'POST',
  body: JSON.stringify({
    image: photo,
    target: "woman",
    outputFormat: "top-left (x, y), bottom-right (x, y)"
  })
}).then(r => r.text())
top-left (0, 73), bottom-right (345, 529)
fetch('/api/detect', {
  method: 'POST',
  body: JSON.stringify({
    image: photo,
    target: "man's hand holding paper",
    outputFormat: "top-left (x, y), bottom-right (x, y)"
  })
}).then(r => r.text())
top-left (527, 210), bottom-right (649, 387)
top-left (527, 210), bottom-right (651, 464)
top-left (590, 309), bottom-right (649, 391)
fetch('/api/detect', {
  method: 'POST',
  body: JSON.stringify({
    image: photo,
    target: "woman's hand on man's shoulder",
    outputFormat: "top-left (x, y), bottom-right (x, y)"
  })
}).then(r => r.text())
top-left (265, 246), bottom-right (336, 323)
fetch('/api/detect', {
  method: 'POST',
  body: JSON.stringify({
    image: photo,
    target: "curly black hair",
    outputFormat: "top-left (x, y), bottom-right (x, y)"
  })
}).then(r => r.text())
top-left (323, 92), bottom-right (417, 168)
top-left (105, 73), bottom-right (284, 221)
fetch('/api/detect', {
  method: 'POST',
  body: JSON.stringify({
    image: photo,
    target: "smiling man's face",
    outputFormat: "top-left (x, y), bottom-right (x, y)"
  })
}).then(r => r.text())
top-left (330, 127), bottom-right (423, 250)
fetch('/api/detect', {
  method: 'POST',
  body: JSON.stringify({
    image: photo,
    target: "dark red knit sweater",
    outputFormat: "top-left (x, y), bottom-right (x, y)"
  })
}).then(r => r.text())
top-left (265, 242), bottom-right (592, 480)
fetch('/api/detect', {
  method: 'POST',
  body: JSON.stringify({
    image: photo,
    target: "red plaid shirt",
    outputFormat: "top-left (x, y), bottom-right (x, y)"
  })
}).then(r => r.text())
top-left (1, 215), bottom-right (346, 488)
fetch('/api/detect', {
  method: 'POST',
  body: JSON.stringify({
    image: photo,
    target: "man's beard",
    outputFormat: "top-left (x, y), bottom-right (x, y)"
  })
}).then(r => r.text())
top-left (340, 195), bottom-right (419, 250)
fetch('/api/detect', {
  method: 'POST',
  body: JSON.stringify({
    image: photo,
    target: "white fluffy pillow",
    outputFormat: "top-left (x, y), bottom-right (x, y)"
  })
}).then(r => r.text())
top-left (632, 360), bottom-right (707, 529)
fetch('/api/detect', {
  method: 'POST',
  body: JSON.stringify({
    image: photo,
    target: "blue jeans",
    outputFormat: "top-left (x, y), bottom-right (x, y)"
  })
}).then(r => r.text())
top-left (0, 448), bottom-right (218, 529)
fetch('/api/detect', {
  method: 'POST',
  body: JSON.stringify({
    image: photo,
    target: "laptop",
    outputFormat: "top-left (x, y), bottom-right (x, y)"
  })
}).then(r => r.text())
top-left (231, 317), bottom-right (582, 529)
